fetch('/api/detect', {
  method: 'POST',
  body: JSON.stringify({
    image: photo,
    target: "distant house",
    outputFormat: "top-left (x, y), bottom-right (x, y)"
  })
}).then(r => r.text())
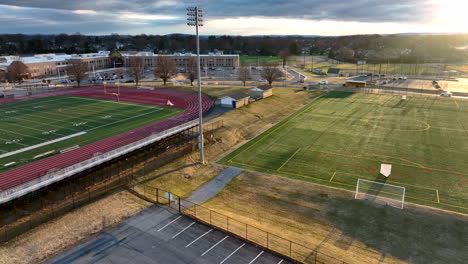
top-left (345, 75), bottom-right (369, 87)
top-left (250, 85), bottom-right (273, 99)
top-left (327, 68), bottom-right (341, 76)
top-left (220, 92), bottom-right (250, 108)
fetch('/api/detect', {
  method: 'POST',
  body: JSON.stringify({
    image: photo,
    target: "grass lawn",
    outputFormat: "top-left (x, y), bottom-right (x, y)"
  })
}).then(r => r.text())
top-left (220, 92), bottom-right (468, 214)
top-left (0, 95), bottom-right (181, 172)
top-left (240, 56), bottom-right (283, 66)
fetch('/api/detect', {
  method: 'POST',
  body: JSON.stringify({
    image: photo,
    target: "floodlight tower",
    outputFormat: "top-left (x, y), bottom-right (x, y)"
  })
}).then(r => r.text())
top-left (187, 6), bottom-right (205, 164)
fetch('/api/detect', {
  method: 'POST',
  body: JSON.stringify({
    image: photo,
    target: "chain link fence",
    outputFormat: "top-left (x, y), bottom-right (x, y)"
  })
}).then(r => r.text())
top-left (129, 184), bottom-right (348, 264)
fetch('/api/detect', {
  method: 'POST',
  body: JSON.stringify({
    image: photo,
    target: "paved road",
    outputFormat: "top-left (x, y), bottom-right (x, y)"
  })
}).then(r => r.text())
top-left (47, 206), bottom-right (291, 264)
top-left (185, 167), bottom-right (242, 205)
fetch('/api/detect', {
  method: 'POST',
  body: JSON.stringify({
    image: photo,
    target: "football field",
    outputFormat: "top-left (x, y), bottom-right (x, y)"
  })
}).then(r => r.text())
top-left (220, 92), bottom-right (468, 214)
top-left (0, 95), bottom-right (182, 173)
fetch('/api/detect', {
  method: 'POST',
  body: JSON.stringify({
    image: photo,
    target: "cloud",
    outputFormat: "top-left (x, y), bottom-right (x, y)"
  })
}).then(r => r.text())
top-left (0, 0), bottom-right (455, 35)
top-left (0, 0), bottom-right (437, 23)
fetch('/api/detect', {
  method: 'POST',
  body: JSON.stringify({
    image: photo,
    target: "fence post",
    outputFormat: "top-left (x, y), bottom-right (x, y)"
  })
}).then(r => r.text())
top-left (227, 216), bottom-right (229, 232)
top-left (156, 188), bottom-right (159, 204)
top-left (245, 224), bottom-right (248, 240)
top-left (267, 232), bottom-right (269, 249)
top-left (178, 197), bottom-right (181, 213)
top-left (289, 241), bottom-right (292, 258)
top-left (209, 210), bottom-right (212, 225)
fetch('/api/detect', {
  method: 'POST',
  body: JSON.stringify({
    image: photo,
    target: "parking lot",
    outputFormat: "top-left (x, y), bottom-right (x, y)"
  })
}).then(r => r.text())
top-left (47, 206), bottom-right (290, 264)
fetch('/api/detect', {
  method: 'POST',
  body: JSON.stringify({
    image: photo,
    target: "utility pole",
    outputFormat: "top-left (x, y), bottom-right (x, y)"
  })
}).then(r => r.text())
top-left (187, 6), bottom-right (205, 164)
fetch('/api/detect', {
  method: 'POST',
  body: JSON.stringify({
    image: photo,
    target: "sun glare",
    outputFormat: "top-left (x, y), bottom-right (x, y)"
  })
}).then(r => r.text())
top-left (436, 0), bottom-right (468, 31)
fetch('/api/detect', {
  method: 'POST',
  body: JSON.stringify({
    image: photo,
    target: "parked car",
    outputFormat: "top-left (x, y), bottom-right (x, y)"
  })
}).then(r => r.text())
top-left (440, 91), bottom-right (452, 97)
top-left (124, 80), bottom-right (135, 83)
top-left (435, 84), bottom-right (441, 89)
top-left (318, 80), bottom-right (328, 85)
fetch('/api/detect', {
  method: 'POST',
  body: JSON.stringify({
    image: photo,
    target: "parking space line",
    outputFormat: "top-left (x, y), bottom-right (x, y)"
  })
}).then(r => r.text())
top-left (277, 259), bottom-right (284, 264)
top-left (186, 229), bottom-right (213, 248)
top-left (248, 251), bottom-right (264, 264)
top-left (219, 243), bottom-right (245, 264)
top-left (157, 216), bottom-right (182, 232)
top-left (201, 235), bottom-right (229, 256)
top-left (171, 221), bottom-right (196, 239)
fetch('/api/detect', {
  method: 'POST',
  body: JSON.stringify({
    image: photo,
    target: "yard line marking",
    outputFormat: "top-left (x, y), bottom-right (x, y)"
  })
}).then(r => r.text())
top-left (157, 216), bottom-right (182, 232)
top-left (86, 108), bottom-right (162, 132)
top-left (277, 260), bottom-right (284, 264)
top-left (0, 128), bottom-right (48, 141)
top-left (219, 243), bottom-right (245, 264)
top-left (5, 123), bottom-right (66, 137)
top-left (74, 96), bottom-right (159, 109)
top-left (171, 222), bottom-right (196, 239)
top-left (248, 251), bottom-right (264, 264)
top-left (436, 190), bottom-right (440, 203)
top-left (201, 235), bottom-right (229, 256)
top-left (186, 229), bottom-right (213, 247)
top-left (0, 132), bottom-right (86, 159)
top-left (5, 115), bottom-right (80, 131)
top-left (278, 148), bottom-right (301, 171)
top-left (0, 137), bottom-right (29, 147)
top-left (329, 171), bottom-right (337, 182)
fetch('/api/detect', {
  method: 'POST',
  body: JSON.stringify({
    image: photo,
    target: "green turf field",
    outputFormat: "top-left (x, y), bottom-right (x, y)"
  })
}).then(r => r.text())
top-left (0, 96), bottom-right (182, 173)
top-left (240, 56), bottom-right (283, 65)
top-left (220, 92), bottom-right (468, 213)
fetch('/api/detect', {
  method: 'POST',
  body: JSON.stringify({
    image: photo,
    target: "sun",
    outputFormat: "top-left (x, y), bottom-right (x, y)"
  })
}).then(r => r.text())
top-left (435, 0), bottom-right (468, 32)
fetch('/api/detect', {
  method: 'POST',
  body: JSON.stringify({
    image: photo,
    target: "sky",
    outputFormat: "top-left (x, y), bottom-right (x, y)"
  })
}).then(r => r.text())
top-left (0, 0), bottom-right (466, 36)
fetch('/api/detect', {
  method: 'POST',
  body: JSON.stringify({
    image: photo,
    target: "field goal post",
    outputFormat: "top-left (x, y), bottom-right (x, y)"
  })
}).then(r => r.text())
top-left (103, 82), bottom-right (121, 102)
top-left (355, 178), bottom-right (406, 209)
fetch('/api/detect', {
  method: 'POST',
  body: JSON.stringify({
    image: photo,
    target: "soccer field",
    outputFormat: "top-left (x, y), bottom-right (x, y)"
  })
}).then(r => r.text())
top-left (0, 95), bottom-right (182, 173)
top-left (220, 92), bottom-right (468, 213)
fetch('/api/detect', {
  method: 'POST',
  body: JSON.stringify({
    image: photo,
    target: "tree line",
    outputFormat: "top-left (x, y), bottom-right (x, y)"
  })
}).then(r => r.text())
top-left (1, 33), bottom-right (467, 64)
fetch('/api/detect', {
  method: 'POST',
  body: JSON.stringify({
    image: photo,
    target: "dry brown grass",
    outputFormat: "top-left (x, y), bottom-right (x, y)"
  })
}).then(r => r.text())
top-left (0, 192), bottom-right (150, 264)
top-left (202, 171), bottom-right (468, 264)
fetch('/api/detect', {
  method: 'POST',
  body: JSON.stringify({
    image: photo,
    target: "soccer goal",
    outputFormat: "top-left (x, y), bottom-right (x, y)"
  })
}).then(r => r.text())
top-left (355, 178), bottom-right (406, 209)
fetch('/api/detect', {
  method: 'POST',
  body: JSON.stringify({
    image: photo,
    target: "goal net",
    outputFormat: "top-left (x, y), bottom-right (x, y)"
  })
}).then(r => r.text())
top-left (355, 178), bottom-right (406, 209)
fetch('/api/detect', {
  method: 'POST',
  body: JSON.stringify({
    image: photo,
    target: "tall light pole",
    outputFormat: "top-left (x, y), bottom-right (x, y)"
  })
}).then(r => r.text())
top-left (187, 6), bottom-right (205, 164)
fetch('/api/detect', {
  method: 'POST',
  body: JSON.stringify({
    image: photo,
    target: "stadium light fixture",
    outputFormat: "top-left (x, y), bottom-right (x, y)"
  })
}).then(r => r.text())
top-left (187, 6), bottom-right (205, 164)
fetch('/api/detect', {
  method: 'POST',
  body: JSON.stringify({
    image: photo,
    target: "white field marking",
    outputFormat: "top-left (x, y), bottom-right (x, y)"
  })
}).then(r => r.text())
top-left (157, 216), bottom-right (182, 232)
top-left (8, 123), bottom-right (66, 137)
top-left (186, 229), bottom-right (213, 248)
top-left (277, 260), bottom-right (284, 264)
top-left (171, 222), bottom-right (196, 239)
top-left (0, 132), bottom-right (86, 159)
top-left (248, 251), bottom-right (264, 264)
top-left (0, 137), bottom-right (28, 147)
top-left (74, 96), bottom-right (159, 109)
top-left (86, 108), bottom-right (162, 132)
top-left (34, 150), bottom-right (55, 159)
top-left (4, 162), bottom-right (16, 167)
top-left (60, 145), bottom-right (80, 153)
top-left (219, 243), bottom-right (245, 264)
top-left (201, 236), bottom-right (229, 256)
top-left (0, 128), bottom-right (48, 141)
top-left (4, 114), bottom-right (80, 131)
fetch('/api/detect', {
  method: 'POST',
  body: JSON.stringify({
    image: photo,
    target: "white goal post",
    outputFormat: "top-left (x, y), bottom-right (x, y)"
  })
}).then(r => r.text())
top-left (355, 178), bottom-right (406, 209)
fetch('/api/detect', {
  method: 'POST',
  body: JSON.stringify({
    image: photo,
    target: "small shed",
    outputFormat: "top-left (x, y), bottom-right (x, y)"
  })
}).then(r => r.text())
top-left (220, 92), bottom-right (250, 108)
top-left (250, 85), bottom-right (273, 99)
top-left (345, 75), bottom-right (369, 87)
top-left (327, 68), bottom-right (341, 76)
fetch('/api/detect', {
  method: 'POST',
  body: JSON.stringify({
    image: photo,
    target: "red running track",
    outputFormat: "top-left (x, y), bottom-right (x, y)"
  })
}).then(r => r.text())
top-left (0, 86), bottom-right (214, 192)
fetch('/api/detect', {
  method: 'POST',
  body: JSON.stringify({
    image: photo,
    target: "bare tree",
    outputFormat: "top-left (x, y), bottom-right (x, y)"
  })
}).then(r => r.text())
top-left (278, 49), bottom-right (290, 68)
top-left (154, 55), bottom-right (177, 86)
top-left (66, 59), bottom-right (88, 87)
top-left (238, 67), bottom-right (251, 86)
top-left (0, 70), bottom-right (6, 83)
top-left (7, 61), bottom-right (29, 83)
top-left (126, 57), bottom-right (146, 86)
top-left (261, 64), bottom-right (283, 85)
top-left (185, 57), bottom-right (197, 86)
